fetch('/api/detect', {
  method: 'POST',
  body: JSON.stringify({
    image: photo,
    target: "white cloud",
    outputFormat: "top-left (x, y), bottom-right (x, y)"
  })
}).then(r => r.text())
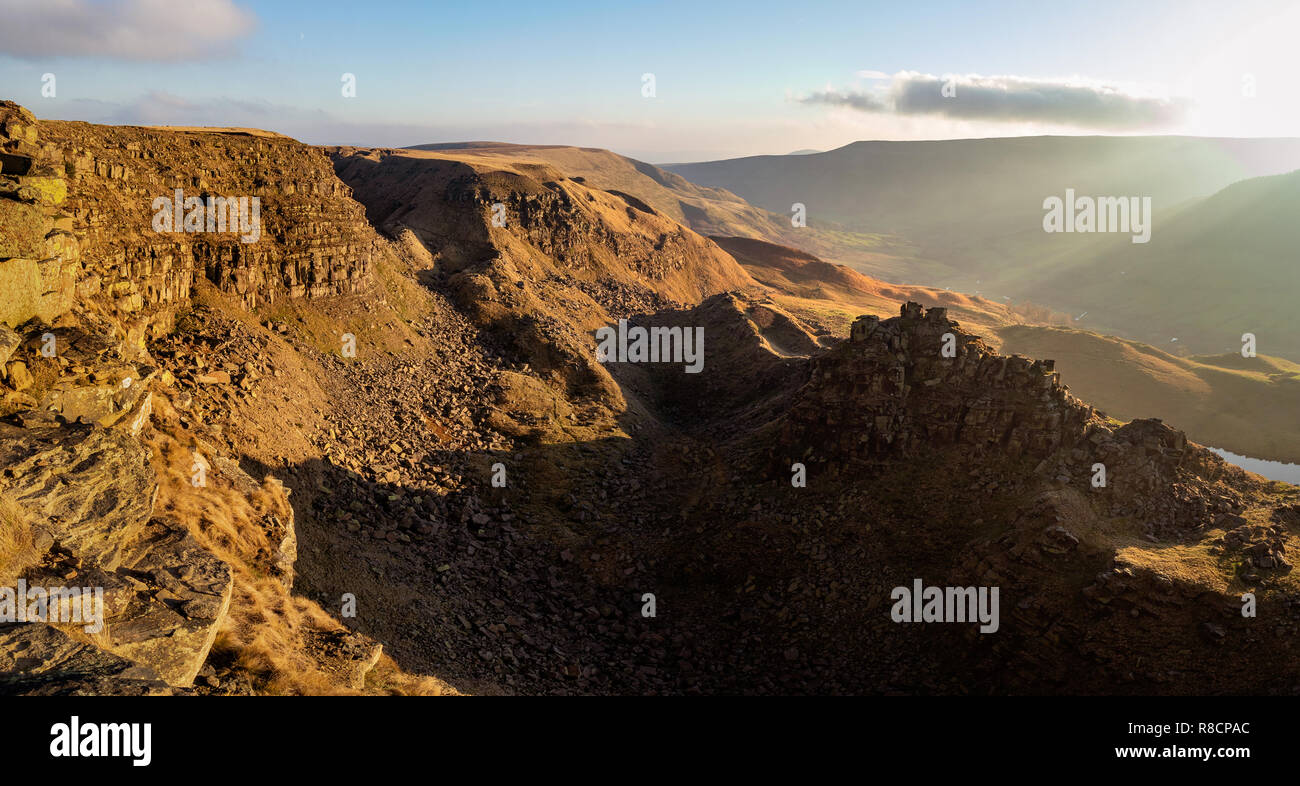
top-left (0, 0), bottom-right (256, 61)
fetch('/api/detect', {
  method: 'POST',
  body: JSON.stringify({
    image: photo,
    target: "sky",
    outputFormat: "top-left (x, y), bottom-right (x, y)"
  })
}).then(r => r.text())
top-left (1, 0), bottom-right (1299, 162)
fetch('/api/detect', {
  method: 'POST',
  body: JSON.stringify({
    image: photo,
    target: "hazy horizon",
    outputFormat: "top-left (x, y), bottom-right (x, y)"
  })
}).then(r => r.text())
top-left (4, 0), bottom-right (1300, 161)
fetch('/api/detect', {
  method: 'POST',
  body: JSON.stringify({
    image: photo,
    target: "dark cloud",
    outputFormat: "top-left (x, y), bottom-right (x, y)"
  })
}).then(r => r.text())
top-left (799, 72), bottom-right (1190, 130)
top-left (797, 89), bottom-right (889, 112)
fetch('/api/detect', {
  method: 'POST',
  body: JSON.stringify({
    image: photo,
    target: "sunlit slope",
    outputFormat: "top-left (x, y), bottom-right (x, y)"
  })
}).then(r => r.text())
top-left (712, 235), bottom-right (1062, 339)
top-left (335, 145), bottom-right (755, 305)
top-left (406, 142), bottom-right (924, 279)
top-left (1023, 168), bottom-right (1300, 361)
top-left (999, 324), bottom-right (1300, 464)
top-left (667, 136), bottom-right (1300, 291)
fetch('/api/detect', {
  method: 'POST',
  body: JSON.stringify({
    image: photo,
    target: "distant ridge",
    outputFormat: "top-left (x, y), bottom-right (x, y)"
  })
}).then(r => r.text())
top-left (667, 135), bottom-right (1300, 284)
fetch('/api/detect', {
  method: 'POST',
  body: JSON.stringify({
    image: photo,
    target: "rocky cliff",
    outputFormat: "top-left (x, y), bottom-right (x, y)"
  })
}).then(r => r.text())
top-left (1, 100), bottom-right (377, 342)
top-left (0, 101), bottom-right (439, 695)
top-left (780, 302), bottom-right (1245, 537)
top-left (330, 145), bottom-right (756, 418)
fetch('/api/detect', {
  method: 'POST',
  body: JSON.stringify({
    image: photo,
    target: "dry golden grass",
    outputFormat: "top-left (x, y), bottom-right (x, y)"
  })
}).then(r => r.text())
top-left (0, 493), bottom-right (36, 584)
top-left (142, 126), bottom-right (292, 139)
top-left (364, 654), bottom-right (461, 696)
top-left (1116, 512), bottom-right (1300, 598)
top-left (142, 394), bottom-right (455, 695)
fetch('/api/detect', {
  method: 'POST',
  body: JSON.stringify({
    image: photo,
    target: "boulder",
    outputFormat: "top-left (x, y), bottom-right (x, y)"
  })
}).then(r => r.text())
top-left (0, 258), bottom-right (44, 327)
top-left (0, 423), bottom-right (158, 569)
top-left (103, 515), bottom-right (233, 686)
top-left (0, 202), bottom-right (48, 258)
top-left (0, 622), bottom-right (174, 696)
top-left (0, 324), bottom-right (19, 367)
top-left (5, 361), bottom-right (32, 392)
top-left (305, 628), bottom-right (384, 690)
top-left (0, 422), bottom-right (233, 687)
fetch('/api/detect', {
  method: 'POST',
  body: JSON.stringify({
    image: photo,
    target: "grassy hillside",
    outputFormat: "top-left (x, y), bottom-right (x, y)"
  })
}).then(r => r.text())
top-left (1023, 168), bottom-right (1300, 360)
top-left (998, 324), bottom-right (1300, 464)
top-left (406, 142), bottom-right (926, 280)
top-left (710, 235), bottom-right (1065, 339)
top-left (667, 136), bottom-right (1300, 293)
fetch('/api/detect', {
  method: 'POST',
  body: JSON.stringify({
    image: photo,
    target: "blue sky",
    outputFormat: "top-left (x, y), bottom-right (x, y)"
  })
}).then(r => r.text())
top-left (2, 0), bottom-right (1297, 161)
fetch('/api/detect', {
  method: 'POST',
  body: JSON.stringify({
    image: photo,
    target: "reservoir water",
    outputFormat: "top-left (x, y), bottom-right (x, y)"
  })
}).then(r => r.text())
top-left (1209, 448), bottom-right (1300, 485)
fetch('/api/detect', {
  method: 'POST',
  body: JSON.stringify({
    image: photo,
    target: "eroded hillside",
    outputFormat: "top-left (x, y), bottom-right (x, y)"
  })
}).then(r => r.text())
top-left (999, 325), bottom-right (1300, 465)
top-left (402, 142), bottom-right (911, 280)
top-left (0, 100), bottom-right (445, 694)
top-left (3, 100), bottom-right (1298, 695)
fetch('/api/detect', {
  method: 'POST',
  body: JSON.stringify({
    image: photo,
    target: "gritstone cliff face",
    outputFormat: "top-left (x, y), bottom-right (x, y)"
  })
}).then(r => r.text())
top-left (0, 101), bottom-right (440, 695)
top-left (2, 100), bottom-right (376, 340)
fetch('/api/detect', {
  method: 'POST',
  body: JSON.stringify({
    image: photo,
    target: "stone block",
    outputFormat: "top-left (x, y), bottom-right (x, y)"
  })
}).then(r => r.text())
top-left (0, 257), bottom-right (43, 326)
top-left (0, 200), bottom-right (49, 258)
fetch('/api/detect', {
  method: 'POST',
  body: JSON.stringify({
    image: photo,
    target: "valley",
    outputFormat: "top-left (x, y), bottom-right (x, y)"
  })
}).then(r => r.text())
top-left (2, 99), bottom-right (1299, 697)
top-left (668, 137), bottom-right (1300, 361)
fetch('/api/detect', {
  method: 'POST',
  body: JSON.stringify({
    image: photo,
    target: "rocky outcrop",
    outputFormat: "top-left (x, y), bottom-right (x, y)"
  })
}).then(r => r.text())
top-left (781, 302), bottom-right (1249, 534)
top-left (0, 416), bottom-right (232, 688)
top-left (786, 302), bottom-right (1092, 462)
top-left (0, 102), bottom-right (79, 330)
top-left (2, 100), bottom-right (378, 342)
top-left (0, 623), bottom-right (176, 696)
